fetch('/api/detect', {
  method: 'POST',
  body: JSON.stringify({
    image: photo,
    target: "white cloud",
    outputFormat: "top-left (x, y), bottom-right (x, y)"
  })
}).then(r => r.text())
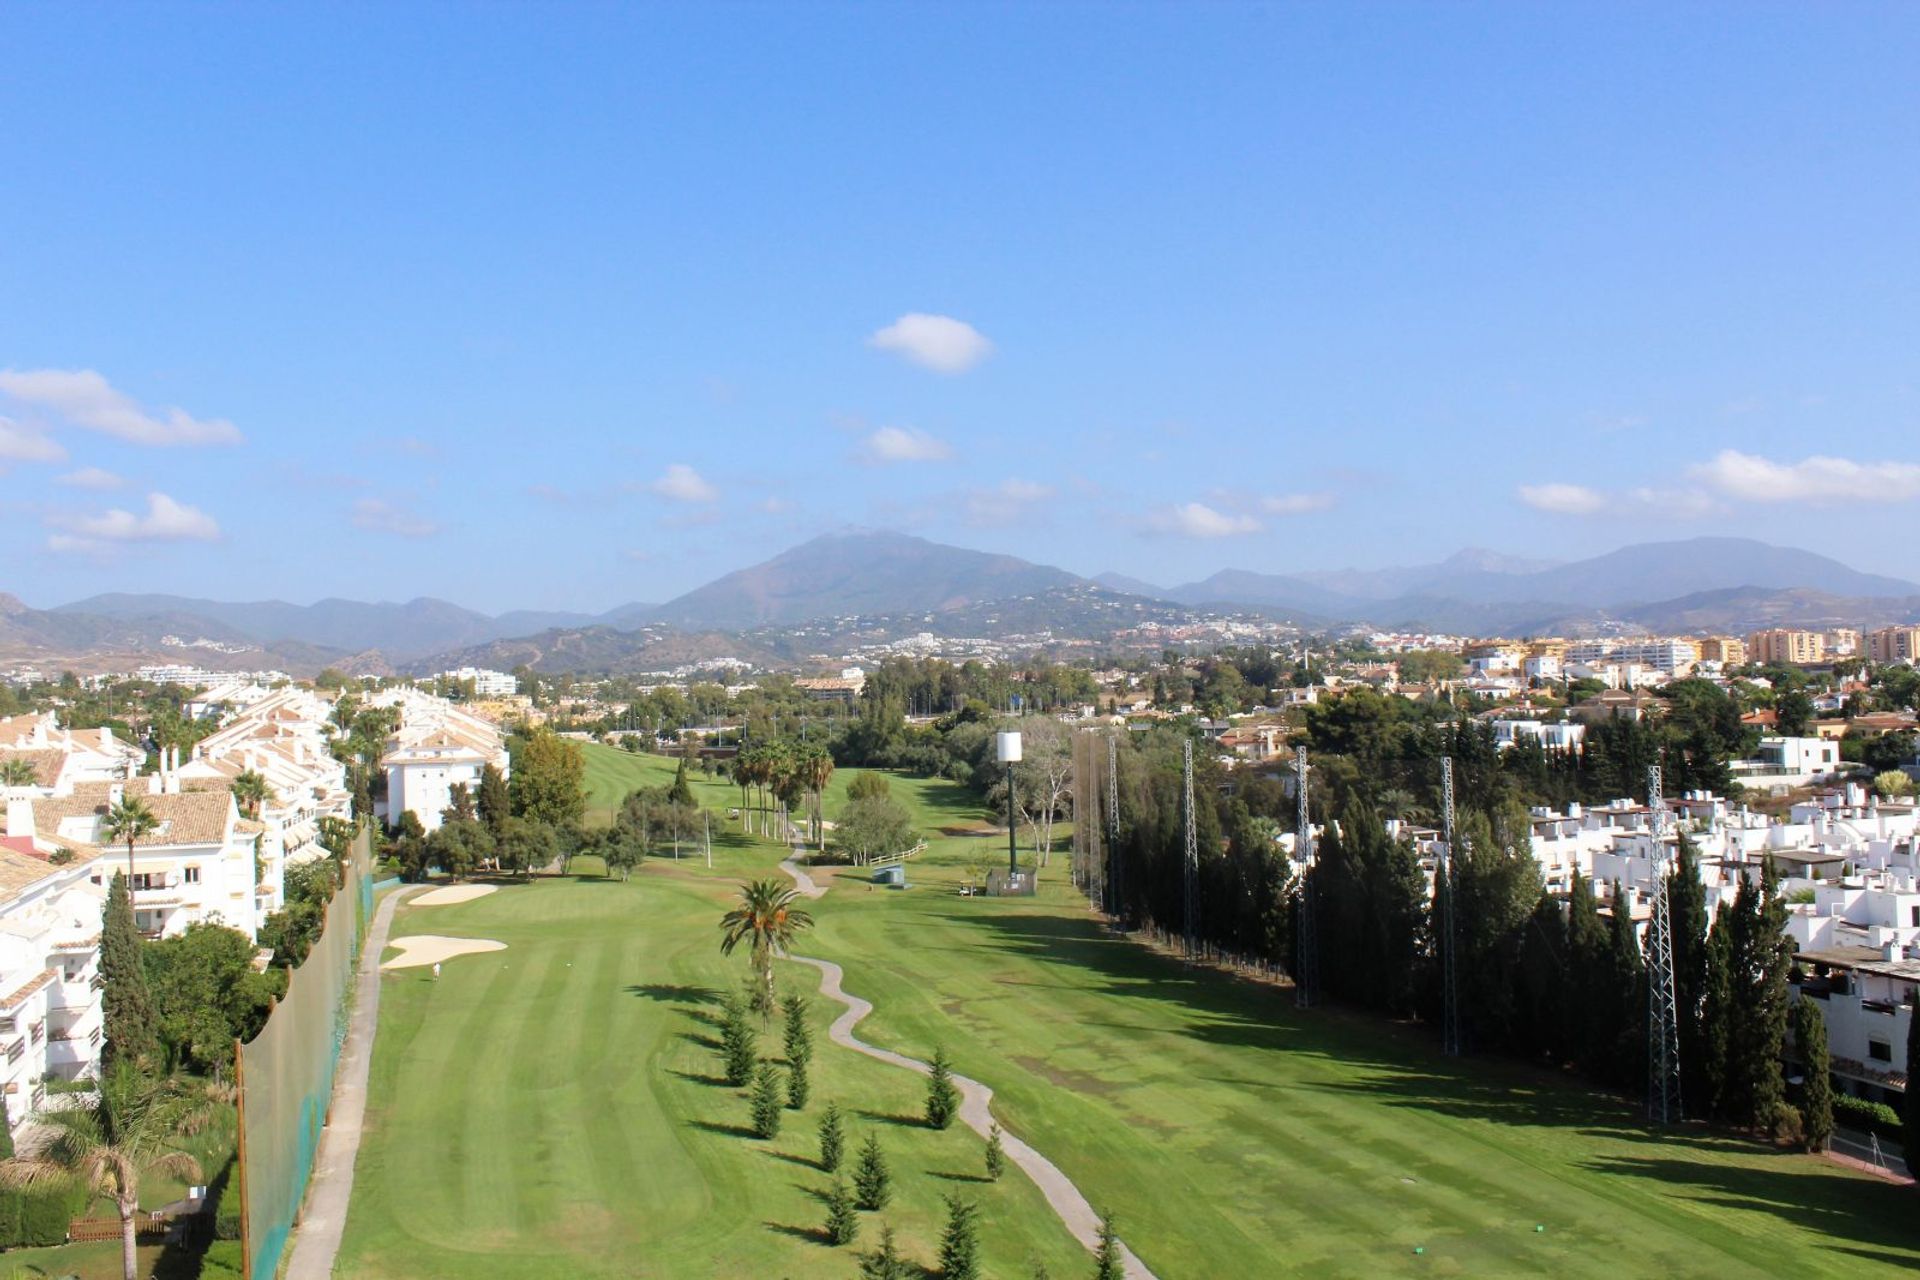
top-left (965, 479), bottom-right (1055, 528)
top-left (351, 497), bottom-right (439, 538)
top-left (1259, 492), bottom-right (1336, 516)
top-left (0, 415), bottom-right (67, 463)
top-left (867, 313), bottom-right (994, 374)
top-left (650, 463), bottom-right (718, 503)
top-left (1144, 502), bottom-right (1263, 538)
top-left (47, 492), bottom-right (221, 553)
top-left (1518, 482), bottom-right (1608, 515)
top-left (0, 368), bottom-right (242, 446)
top-left (1689, 449), bottom-right (1920, 504)
top-left (55, 466), bottom-right (124, 489)
top-left (860, 426), bottom-right (954, 464)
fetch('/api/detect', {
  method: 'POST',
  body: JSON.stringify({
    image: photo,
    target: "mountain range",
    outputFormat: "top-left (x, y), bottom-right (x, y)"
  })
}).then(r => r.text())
top-left (5, 532), bottom-right (1920, 675)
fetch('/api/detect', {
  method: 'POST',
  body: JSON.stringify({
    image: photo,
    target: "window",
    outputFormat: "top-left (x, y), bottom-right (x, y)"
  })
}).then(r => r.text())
top-left (184, 866), bottom-right (201, 885)
top-left (1868, 1039), bottom-right (1892, 1062)
top-left (1911, 904), bottom-right (1919, 928)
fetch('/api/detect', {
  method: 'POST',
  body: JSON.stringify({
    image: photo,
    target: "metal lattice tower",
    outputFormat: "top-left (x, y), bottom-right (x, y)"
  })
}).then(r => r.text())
top-left (1182, 738), bottom-right (1199, 960)
top-left (1106, 733), bottom-right (1122, 916)
top-left (1646, 763), bottom-right (1683, 1124)
top-left (1294, 746), bottom-right (1319, 1008)
top-left (1438, 757), bottom-right (1462, 1056)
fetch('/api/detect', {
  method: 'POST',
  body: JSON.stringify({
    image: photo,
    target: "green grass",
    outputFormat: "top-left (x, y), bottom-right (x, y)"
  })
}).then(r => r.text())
top-left (339, 760), bottom-right (1920, 1279)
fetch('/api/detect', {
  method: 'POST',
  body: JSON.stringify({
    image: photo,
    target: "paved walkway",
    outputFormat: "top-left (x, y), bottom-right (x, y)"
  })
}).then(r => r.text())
top-left (285, 885), bottom-right (421, 1280)
top-left (778, 851), bottom-right (828, 898)
top-left (792, 953), bottom-right (1156, 1280)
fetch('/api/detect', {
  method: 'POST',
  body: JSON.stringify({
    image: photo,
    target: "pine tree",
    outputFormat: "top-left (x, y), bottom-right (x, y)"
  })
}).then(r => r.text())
top-left (477, 763), bottom-right (511, 835)
top-left (720, 993), bottom-right (759, 1087)
top-left (787, 1054), bottom-right (810, 1111)
top-left (824, 1177), bottom-right (860, 1246)
top-left (984, 1122), bottom-right (1005, 1181)
top-left (818, 1101), bottom-right (846, 1172)
top-left (859, 1223), bottom-right (909, 1280)
top-left (100, 872), bottom-right (158, 1069)
top-left (750, 1063), bottom-right (783, 1139)
top-left (853, 1133), bottom-right (891, 1211)
top-left (1093, 1207), bottom-right (1124, 1280)
top-left (1792, 997), bottom-right (1834, 1152)
top-left (783, 993), bottom-right (813, 1066)
top-left (936, 1195), bottom-right (981, 1280)
top-left (926, 1046), bottom-right (960, 1129)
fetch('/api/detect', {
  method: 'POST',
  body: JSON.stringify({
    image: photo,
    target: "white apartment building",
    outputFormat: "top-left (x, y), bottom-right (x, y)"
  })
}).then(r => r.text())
top-left (372, 688), bottom-right (511, 833)
top-left (0, 849), bottom-right (107, 1138)
top-left (177, 687), bottom-right (352, 865)
top-left (1867, 626), bottom-right (1920, 666)
top-left (1491, 720), bottom-right (1586, 752)
top-left (0, 713), bottom-right (145, 794)
top-left (440, 667), bottom-right (519, 697)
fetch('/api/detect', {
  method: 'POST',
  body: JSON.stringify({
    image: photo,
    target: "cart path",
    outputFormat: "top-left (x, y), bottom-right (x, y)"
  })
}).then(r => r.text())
top-left (792, 953), bottom-right (1155, 1279)
top-left (778, 850), bottom-right (829, 898)
top-left (284, 884), bottom-right (422, 1280)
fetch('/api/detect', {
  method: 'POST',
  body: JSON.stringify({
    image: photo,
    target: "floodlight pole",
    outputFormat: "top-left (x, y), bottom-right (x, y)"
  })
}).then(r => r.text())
top-left (997, 731), bottom-right (1022, 877)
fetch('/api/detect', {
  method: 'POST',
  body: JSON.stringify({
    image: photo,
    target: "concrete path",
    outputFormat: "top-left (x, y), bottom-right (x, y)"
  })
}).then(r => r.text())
top-left (778, 852), bottom-right (828, 899)
top-left (792, 954), bottom-right (1156, 1279)
top-left (285, 885), bottom-right (422, 1280)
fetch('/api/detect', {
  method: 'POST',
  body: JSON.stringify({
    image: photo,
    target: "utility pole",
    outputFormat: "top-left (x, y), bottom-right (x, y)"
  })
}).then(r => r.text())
top-left (1438, 757), bottom-right (1462, 1056)
top-left (1182, 737), bottom-right (1198, 960)
top-left (1294, 746), bottom-right (1318, 1008)
top-left (1646, 763), bottom-right (1682, 1124)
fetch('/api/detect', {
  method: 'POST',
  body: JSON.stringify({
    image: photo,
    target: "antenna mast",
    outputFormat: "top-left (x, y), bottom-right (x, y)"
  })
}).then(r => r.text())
top-left (1182, 737), bottom-right (1198, 960)
top-left (1106, 733), bottom-right (1122, 916)
top-left (1438, 757), bottom-right (1462, 1056)
top-left (1646, 764), bottom-right (1682, 1123)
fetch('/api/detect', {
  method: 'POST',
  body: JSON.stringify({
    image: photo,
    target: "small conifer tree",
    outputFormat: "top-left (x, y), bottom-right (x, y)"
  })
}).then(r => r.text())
top-left (720, 993), bottom-right (758, 1087)
top-left (1094, 1208), bottom-right (1124, 1280)
top-left (926, 1045), bottom-right (960, 1129)
top-left (936, 1195), bottom-right (981, 1280)
top-left (984, 1122), bottom-right (1005, 1181)
top-left (859, 1223), bottom-right (909, 1280)
top-left (750, 1063), bottom-right (783, 1139)
top-left (818, 1101), bottom-right (846, 1172)
top-left (825, 1177), bottom-right (860, 1246)
top-left (788, 1054), bottom-right (811, 1111)
top-left (782, 993), bottom-right (813, 1066)
top-left (853, 1133), bottom-right (891, 1211)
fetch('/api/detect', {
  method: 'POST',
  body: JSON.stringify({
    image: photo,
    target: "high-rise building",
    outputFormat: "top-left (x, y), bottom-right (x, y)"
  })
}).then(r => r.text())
top-left (1866, 626), bottom-right (1920, 665)
top-left (1746, 629), bottom-right (1825, 666)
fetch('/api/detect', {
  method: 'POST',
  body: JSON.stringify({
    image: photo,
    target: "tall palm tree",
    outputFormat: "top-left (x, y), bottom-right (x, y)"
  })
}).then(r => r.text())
top-left (719, 879), bottom-right (815, 1014)
top-left (101, 795), bottom-right (159, 887)
top-left (0, 1063), bottom-right (210, 1280)
top-left (804, 747), bottom-right (835, 851)
top-left (230, 769), bottom-right (270, 820)
top-left (0, 757), bottom-right (38, 788)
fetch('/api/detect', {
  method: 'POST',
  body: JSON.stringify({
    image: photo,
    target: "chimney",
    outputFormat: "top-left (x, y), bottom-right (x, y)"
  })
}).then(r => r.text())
top-left (98, 726), bottom-right (111, 749)
top-left (109, 782), bottom-right (124, 808)
top-left (5, 797), bottom-right (32, 839)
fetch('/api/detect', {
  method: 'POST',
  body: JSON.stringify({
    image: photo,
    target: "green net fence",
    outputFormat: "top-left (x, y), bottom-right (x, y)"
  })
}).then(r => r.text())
top-left (237, 827), bottom-right (373, 1279)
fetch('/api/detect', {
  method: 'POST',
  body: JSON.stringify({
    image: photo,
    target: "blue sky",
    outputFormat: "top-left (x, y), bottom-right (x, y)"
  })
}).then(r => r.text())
top-left (3, 3), bottom-right (1917, 613)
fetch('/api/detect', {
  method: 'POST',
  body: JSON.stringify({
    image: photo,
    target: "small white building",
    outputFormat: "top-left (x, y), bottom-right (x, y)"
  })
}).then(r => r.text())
top-left (374, 689), bottom-right (511, 833)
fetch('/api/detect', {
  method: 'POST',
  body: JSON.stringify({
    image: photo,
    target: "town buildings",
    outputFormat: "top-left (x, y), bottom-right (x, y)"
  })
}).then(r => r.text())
top-left (372, 688), bottom-right (512, 832)
top-left (1747, 629), bottom-right (1826, 666)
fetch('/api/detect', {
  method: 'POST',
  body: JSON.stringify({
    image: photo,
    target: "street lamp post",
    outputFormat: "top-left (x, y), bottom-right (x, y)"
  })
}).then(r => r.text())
top-left (996, 731), bottom-right (1022, 877)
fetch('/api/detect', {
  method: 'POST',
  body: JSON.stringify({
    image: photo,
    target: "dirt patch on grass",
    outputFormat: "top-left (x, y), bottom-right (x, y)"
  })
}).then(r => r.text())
top-left (1010, 1054), bottom-right (1123, 1098)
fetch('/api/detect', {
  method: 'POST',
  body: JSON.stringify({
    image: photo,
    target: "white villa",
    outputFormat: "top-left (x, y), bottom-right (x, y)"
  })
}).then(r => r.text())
top-left (373, 688), bottom-right (511, 833)
top-left (177, 686), bottom-right (352, 865)
top-left (0, 848), bottom-right (107, 1137)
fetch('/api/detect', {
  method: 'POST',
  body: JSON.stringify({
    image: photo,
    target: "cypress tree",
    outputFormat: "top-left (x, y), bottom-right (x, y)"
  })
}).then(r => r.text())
top-left (984, 1122), bottom-right (1005, 1181)
top-left (669, 757), bottom-right (695, 807)
top-left (1515, 889), bottom-right (1568, 1064)
top-left (100, 872), bottom-right (158, 1070)
top-left (926, 1046), bottom-right (960, 1129)
top-left (0, 1103), bottom-right (13, 1159)
top-left (853, 1134), bottom-right (891, 1211)
top-left (824, 1177), bottom-right (859, 1246)
top-left (1668, 834), bottom-right (1713, 1108)
top-left (1749, 857), bottom-right (1794, 1132)
top-left (720, 993), bottom-right (758, 1087)
top-left (1701, 905), bottom-right (1734, 1120)
top-left (1605, 880), bottom-right (1645, 1089)
top-left (477, 763), bottom-right (511, 835)
top-left (1094, 1208), bottom-right (1124, 1280)
top-left (1792, 997), bottom-right (1834, 1152)
top-left (787, 1054), bottom-right (810, 1111)
top-left (1565, 870), bottom-right (1607, 1077)
top-left (750, 1063), bottom-right (783, 1139)
top-left (818, 1101), bottom-right (846, 1172)
top-left (935, 1195), bottom-right (981, 1280)
top-left (782, 994), bottom-right (812, 1066)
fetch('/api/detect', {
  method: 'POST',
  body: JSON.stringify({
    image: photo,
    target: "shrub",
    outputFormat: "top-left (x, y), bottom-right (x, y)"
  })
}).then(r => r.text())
top-left (1834, 1093), bottom-right (1903, 1138)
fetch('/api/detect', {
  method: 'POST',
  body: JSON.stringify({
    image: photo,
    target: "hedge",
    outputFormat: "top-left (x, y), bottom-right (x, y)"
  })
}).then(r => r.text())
top-left (0, 1180), bottom-right (86, 1249)
top-left (1833, 1093), bottom-right (1903, 1140)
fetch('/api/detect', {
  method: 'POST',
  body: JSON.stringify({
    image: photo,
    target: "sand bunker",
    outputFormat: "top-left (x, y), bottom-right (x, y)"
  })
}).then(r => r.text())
top-left (382, 935), bottom-right (507, 970)
top-left (411, 884), bottom-right (498, 907)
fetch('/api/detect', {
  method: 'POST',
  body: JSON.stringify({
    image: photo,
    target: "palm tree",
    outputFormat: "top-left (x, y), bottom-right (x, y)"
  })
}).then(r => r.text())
top-left (804, 747), bottom-right (836, 851)
top-left (719, 879), bottom-right (815, 1014)
top-left (100, 795), bottom-right (159, 887)
top-left (0, 758), bottom-right (38, 788)
top-left (0, 1063), bottom-right (210, 1280)
top-left (230, 769), bottom-right (270, 820)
